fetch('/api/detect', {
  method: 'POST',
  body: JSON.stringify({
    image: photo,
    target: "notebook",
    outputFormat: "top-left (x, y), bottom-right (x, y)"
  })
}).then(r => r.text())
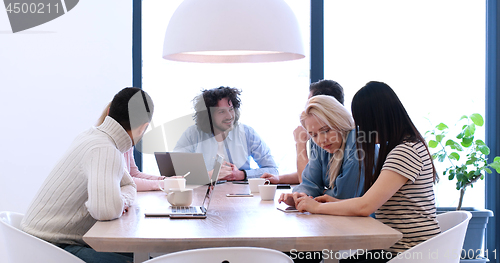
top-left (154, 152), bottom-right (212, 185)
top-left (145, 154), bottom-right (223, 218)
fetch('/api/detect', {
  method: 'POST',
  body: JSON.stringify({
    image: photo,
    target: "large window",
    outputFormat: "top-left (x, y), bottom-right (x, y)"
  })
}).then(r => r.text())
top-left (141, 0), bottom-right (311, 176)
top-left (141, 0), bottom-right (486, 209)
top-left (324, 0), bottom-right (486, 208)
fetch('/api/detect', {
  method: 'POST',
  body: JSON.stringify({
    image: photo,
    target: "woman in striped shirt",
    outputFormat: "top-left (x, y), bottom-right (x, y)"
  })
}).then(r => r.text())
top-left (293, 81), bottom-right (440, 262)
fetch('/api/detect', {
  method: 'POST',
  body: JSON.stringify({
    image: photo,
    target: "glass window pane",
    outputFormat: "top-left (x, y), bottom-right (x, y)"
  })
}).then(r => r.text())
top-left (142, 0), bottom-right (310, 176)
top-left (325, 0), bottom-right (486, 208)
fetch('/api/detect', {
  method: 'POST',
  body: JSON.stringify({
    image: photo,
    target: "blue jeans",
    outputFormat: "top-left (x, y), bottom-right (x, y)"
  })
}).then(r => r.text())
top-left (62, 245), bottom-right (134, 263)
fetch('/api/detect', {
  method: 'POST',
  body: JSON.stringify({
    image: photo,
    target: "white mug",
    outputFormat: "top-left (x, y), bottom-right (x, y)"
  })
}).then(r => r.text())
top-left (159, 176), bottom-right (186, 193)
top-left (248, 178), bottom-right (268, 193)
top-left (166, 188), bottom-right (193, 206)
top-left (258, 184), bottom-right (277, 201)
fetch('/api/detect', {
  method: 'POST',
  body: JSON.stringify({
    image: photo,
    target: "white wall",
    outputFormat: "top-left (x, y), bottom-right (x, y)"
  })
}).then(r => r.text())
top-left (0, 0), bottom-right (132, 258)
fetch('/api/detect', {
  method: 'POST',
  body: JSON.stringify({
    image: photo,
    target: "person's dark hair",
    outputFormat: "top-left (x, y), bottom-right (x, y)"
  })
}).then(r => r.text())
top-left (108, 87), bottom-right (154, 131)
top-left (351, 81), bottom-right (437, 192)
top-left (309, 79), bottom-right (344, 105)
top-left (193, 86), bottom-right (241, 134)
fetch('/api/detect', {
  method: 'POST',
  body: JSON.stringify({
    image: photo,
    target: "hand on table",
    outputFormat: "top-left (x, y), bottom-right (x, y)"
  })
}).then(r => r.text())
top-left (296, 195), bottom-right (320, 213)
top-left (211, 162), bottom-right (232, 179)
top-left (218, 162), bottom-right (245, 181)
top-left (278, 192), bottom-right (308, 207)
top-left (261, 172), bottom-right (279, 184)
top-left (315, 194), bottom-right (340, 203)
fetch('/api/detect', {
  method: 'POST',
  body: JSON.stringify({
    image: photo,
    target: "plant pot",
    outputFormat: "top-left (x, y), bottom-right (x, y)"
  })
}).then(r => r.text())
top-left (437, 207), bottom-right (494, 261)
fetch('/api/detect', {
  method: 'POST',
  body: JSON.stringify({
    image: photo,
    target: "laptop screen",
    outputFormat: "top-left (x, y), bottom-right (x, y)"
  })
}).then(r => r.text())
top-left (154, 152), bottom-right (211, 186)
top-left (202, 154), bottom-right (223, 211)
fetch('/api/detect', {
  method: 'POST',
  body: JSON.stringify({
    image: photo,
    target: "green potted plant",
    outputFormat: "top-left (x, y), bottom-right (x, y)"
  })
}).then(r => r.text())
top-left (426, 113), bottom-right (499, 261)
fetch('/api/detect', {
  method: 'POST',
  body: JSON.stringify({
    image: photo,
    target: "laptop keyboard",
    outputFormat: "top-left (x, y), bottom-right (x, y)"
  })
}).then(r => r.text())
top-left (171, 206), bottom-right (197, 213)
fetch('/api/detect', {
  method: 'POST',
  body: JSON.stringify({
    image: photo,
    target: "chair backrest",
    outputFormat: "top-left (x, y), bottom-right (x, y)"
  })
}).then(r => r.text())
top-left (144, 247), bottom-right (293, 263)
top-left (0, 211), bottom-right (85, 263)
top-left (388, 210), bottom-right (472, 263)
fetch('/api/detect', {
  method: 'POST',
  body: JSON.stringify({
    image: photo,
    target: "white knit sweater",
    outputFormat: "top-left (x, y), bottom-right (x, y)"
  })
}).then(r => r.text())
top-left (21, 116), bottom-right (137, 246)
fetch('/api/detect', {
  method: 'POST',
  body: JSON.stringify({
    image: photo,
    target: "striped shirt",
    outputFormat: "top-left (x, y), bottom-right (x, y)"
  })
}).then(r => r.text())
top-left (377, 141), bottom-right (440, 253)
top-left (21, 116), bottom-right (137, 246)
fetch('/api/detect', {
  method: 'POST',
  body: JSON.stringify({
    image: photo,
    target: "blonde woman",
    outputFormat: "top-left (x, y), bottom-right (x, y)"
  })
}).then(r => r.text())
top-left (294, 82), bottom-right (440, 262)
top-left (279, 95), bottom-right (365, 205)
top-left (97, 102), bottom-right (163, 191)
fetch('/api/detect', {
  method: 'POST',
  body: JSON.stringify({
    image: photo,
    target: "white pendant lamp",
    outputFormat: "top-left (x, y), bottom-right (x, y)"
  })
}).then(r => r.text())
top-left (162, 0), bottom-right (305, 63)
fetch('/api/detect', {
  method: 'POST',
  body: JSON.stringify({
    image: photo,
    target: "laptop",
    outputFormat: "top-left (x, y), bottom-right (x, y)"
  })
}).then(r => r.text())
top-left (154, 152), bottom-right (212, 185)
top-left (145, 154), bottom-right (224, 219)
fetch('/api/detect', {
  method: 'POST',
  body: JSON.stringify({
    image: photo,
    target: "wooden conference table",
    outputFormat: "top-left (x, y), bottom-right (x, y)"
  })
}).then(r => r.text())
top-left (83, 182), bottom-right (402, 263)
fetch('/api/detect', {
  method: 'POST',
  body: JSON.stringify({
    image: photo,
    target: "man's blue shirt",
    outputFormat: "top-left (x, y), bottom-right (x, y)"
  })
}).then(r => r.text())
top-left (174, 123), bottom-right (278, 178)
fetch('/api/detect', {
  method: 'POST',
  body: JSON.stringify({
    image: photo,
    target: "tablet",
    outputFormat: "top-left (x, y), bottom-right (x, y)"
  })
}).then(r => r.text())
top-left (227, 193), bottom-right (253, 197)
top-left (276, 204), bottom-right (299, 213)
top-left (276, 184), bottom-right (291, 189)
top-left (231, 181), bottom-right (248, 184)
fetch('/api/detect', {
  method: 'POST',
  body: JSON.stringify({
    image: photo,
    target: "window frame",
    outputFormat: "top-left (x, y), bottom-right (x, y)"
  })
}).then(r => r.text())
top-left (134, 0), bottom-right (499, 257)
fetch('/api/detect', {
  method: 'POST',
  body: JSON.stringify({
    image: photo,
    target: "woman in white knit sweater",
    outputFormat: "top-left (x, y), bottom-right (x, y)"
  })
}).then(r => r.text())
top-left (21, 88), bottom-right (154, 263)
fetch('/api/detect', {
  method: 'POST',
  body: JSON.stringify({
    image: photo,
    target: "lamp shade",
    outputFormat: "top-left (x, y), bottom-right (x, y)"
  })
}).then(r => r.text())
top-left (162, 0), bottom-right (305, 63)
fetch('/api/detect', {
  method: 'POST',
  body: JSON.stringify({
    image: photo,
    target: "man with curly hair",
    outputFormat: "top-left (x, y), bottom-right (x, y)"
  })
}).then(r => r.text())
top-left (174, 86), bottom-right (278, 181)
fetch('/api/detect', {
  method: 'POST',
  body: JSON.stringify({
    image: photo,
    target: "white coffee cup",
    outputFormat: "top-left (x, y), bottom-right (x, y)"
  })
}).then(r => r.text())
top-left (248, 178), bottom-right (268, 193)
top-left (258, 184), bottom-right (277, 201)
top-left (166, 188), bottom-right (193, 206)
top-left (159, 176), bottom-right (186, 193)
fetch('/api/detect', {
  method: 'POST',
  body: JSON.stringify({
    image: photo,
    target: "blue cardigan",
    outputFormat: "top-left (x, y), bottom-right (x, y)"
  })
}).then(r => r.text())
top-left (293, 129), bottom-right (365, 199)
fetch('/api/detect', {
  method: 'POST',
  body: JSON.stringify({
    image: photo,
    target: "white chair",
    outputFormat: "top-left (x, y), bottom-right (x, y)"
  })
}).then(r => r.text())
top-left (388, 210), bottom-right (472, 262)
top-left (144, 247), bottom-right (293, 263)
top-left (0, 211), bottom-right (85, 263)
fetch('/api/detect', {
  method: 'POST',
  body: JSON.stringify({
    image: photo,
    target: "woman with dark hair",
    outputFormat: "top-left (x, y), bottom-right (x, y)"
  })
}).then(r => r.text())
top-left (97, 102), bottom-right (163, 191)
top-left (291, 81), bottom-right (440, 262)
